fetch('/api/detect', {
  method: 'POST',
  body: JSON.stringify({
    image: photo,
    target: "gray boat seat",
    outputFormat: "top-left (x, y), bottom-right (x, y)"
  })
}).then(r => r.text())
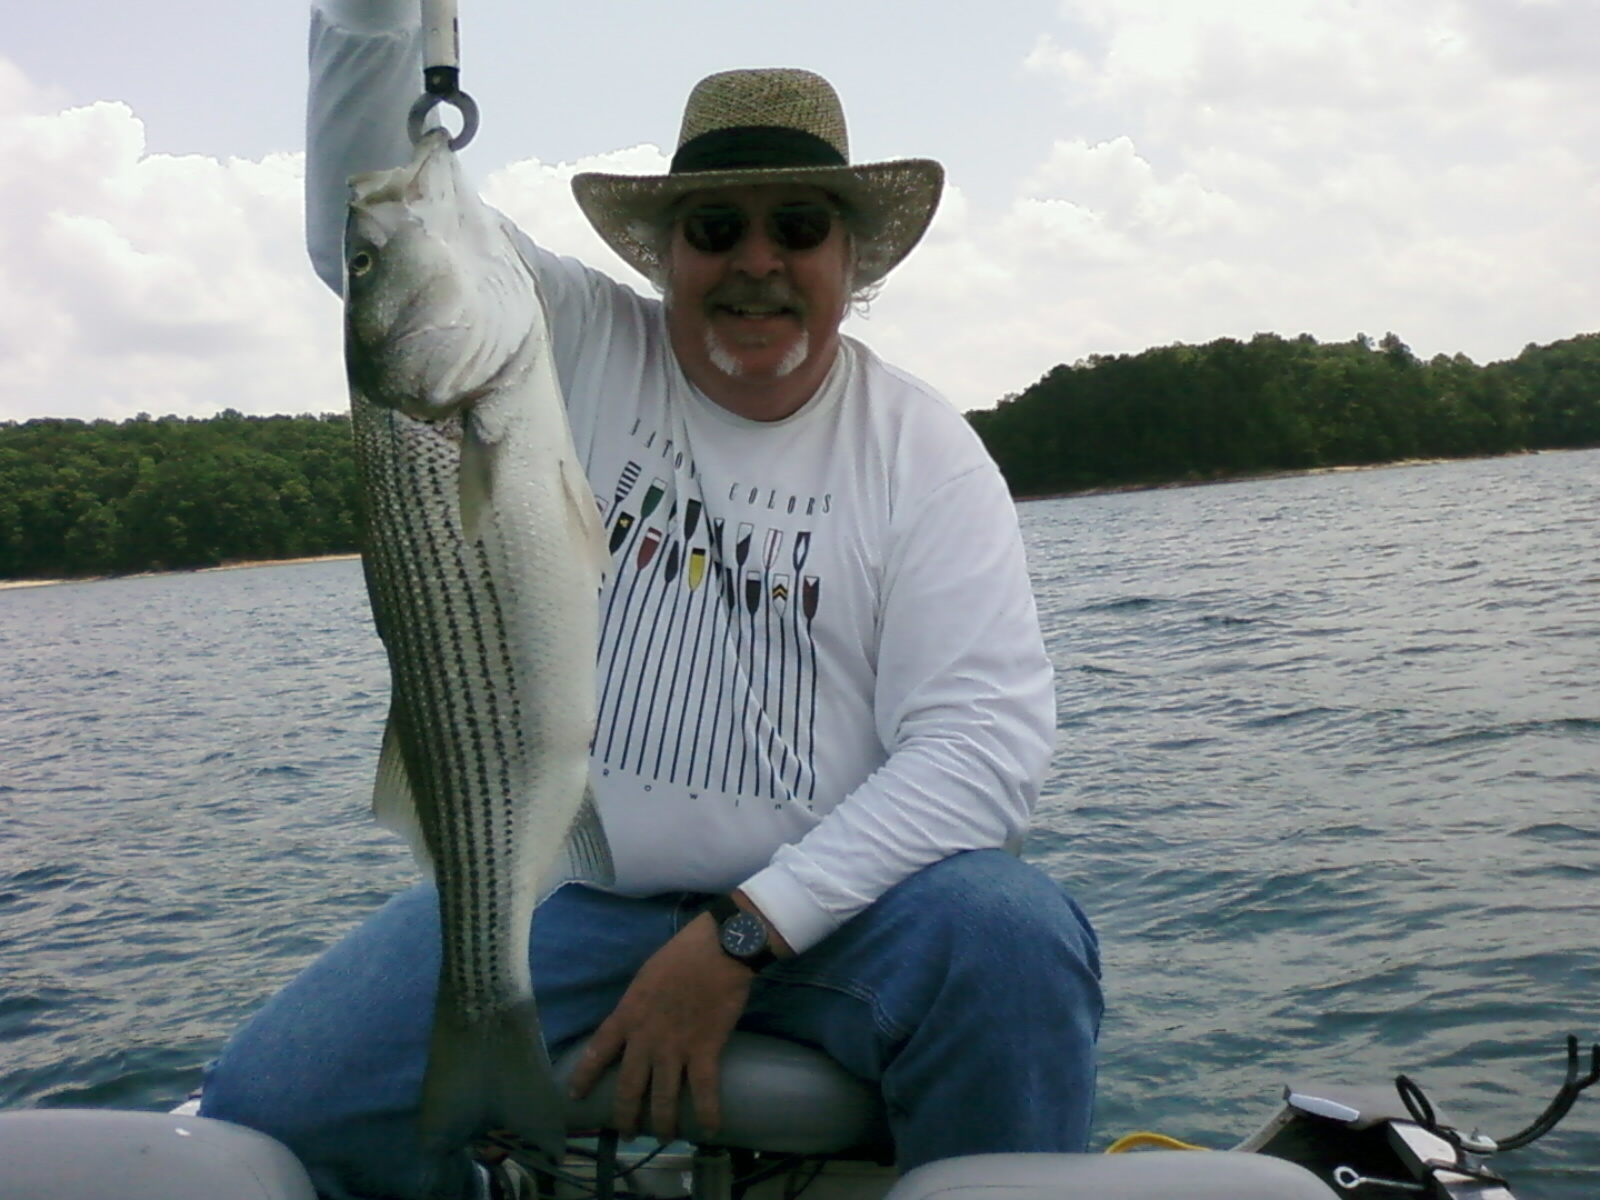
top-left (556, 1030), bottom-right (892, 1155)
top-left (0, 1108), bottom-right (317, 1200)
top-left (885, 1150), bottom-right (1340, 1200)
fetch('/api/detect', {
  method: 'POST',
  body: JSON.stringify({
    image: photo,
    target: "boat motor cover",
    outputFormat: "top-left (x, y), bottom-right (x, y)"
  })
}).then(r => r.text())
top-left (0, 1108), bottom-right (317, 1200)
top-left (884, 1150), bottom-right (1340, 1200)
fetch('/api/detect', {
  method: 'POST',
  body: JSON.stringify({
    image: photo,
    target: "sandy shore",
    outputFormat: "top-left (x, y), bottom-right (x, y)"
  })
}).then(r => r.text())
top-left (0, 578), bottom-right (63, 591)
top-left (0, 553), bottom-right (361, 591)
top-left (1015, 454), bottom-right (1487, 503)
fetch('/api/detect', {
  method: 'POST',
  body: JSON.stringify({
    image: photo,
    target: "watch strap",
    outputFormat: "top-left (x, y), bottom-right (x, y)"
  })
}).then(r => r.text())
top-left (706, 893), bottom-right (741, 926)
top-left (705, 894), bottom-right (777, 971)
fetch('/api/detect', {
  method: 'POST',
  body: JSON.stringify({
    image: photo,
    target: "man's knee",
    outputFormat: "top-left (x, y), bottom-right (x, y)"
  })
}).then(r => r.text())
top-left (890, 850), bottom-right (1099, 969)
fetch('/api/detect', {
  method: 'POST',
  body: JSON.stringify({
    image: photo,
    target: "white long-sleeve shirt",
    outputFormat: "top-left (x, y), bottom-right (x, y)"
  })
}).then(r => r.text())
top-left (309, 0), bottom-right (1057, 954)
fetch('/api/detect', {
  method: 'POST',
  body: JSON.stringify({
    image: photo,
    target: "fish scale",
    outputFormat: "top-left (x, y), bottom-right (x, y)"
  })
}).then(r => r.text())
top-left (356, 406), bottom-right (520, 1018)
top-left (352, 395), bottom-right (576, 1138)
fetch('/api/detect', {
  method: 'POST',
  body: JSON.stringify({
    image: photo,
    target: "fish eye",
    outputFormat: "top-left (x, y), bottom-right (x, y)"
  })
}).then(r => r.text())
top-left (349, 250), bottom-right (375, 277)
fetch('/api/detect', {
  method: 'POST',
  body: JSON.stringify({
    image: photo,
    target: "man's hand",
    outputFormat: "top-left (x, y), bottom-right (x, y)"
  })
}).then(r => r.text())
top-left (566, 911), bottom-right (754, 1141)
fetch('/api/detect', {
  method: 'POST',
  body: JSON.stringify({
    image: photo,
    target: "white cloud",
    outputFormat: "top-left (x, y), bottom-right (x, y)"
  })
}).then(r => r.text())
top-left (1022, 137), bottom-right (1246, 238)
top-left (0, 57), bottom-right (67, 119)
top-left (0, 66), bottom-right (668, 424)
top-left (479, 145), bottom-right (666, 293)
top-left (0, 83), bottom-right (341, 422)
top-left (852, 0), bottom-right (1600, 408)
top-left (4, 2), bottom-right (1600, 422)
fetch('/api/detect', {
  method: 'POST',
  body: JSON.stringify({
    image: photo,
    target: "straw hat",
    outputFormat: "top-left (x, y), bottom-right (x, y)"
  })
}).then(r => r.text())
top-left (572, 68), bottom-right (944, 289)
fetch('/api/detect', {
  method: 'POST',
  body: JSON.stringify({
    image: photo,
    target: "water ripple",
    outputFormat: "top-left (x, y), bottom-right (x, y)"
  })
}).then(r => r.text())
top-left (1027, 452), bottom-right (1600, 1195)
top-left (4, 456), bottom-right (1599, 1195)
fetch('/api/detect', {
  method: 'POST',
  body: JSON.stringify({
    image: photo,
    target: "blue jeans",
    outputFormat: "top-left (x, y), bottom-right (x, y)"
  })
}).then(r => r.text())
top-left (202, 850), bottom-right (1102, 1200)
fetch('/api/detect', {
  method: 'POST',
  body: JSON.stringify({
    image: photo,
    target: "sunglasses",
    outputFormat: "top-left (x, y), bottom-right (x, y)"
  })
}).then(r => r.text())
top-left (679, 202), bottom-right (837, 255)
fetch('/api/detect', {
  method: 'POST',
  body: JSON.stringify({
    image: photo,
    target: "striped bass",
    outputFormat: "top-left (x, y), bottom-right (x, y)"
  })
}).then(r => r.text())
top-left (343, 128), bottom-right (610, 1166)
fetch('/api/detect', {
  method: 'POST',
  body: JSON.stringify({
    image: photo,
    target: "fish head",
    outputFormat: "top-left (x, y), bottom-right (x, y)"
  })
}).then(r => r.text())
top-left (343, 130), bottom-right (538, 421)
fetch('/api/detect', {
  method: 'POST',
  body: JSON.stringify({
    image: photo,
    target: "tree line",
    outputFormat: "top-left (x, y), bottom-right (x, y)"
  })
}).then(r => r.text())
top-left (968, 331), bottom-right (1600, 496)
top-left (3, 332), bottom-right (1598, 580)
top-left (0, 410), bottom-right (361, 580)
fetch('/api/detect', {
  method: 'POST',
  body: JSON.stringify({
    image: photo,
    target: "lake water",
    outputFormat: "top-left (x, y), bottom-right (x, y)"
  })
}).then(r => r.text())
top-left (2, 450), bottom-right (1597, 1197)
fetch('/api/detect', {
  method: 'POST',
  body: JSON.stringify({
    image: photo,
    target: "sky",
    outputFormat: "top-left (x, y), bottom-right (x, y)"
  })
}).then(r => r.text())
top-left (4, 0), bottom-right (1599, 422)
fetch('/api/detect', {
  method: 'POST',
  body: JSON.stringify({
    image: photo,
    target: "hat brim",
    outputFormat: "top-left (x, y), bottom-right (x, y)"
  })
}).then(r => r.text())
top-left (572, 158), bottom-right (944, 289)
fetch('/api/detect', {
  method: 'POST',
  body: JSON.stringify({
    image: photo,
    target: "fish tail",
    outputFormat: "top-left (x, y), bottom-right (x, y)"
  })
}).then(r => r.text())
top-left (418, 983), bottom-right (567, 1167)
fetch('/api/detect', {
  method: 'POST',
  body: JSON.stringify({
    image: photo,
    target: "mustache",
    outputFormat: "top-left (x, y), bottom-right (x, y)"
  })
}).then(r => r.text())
top-left (703, 276), bottom-right (806, 316)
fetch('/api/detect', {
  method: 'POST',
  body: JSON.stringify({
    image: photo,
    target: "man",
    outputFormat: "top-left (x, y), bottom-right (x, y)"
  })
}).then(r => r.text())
top-left (201, 3), bottom-right (1103, 1198)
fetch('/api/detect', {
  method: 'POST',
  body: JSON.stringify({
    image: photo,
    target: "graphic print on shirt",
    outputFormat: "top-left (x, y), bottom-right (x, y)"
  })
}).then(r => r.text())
top-left (594, 426), bottom-right (831, 808)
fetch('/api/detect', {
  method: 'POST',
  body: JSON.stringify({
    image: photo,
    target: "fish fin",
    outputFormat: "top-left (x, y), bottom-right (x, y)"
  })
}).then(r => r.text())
top-left (458, 414), bottom-right (496, 545)
top-left (372, 714), bottom-right (434, 877)
top-left (536, 784), bottom-right (615, 904)
top-left (561, 455), bottom-right (609, 585)
top-left (419, 984), bottom-right (567, 1165)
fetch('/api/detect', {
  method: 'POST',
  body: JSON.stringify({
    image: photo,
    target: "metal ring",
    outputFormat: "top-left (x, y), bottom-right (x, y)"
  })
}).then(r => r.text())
top-left (407, 90), bottom-right (480, 150)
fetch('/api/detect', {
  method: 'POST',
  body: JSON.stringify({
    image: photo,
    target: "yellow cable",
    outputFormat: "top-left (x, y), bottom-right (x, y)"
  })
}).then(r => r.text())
top-left (1104, 1131), bottom-right (1211, 1154)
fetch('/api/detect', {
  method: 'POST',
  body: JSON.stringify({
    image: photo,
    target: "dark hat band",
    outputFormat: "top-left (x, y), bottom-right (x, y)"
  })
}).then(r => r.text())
top-left (671, 126), bottom-right (847, 174)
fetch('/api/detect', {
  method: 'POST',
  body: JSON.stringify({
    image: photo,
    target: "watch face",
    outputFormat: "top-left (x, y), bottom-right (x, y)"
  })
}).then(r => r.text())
top-left (720, 911), bottom-right (768, 959)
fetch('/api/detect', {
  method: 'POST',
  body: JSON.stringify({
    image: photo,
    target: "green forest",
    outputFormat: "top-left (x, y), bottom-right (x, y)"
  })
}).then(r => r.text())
top-left (970, 330), bottom-right (1600, 496)
top-left (0, 410), bottom-right (361, 580)
top-left (3, 331), bottom-right (1599, 581)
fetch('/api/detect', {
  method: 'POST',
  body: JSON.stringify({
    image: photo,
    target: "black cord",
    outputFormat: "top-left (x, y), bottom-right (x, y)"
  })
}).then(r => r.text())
top-left (595, 1129), bottom-right (619, 1200)
top-left (733, 1153), bottom-right (805, 1192)
top-left (1395, 1072), bottom-right (1461, 1157)
top-left (1395, 1034), bottom-right (1600, 1163)
top-left (782, 1159), bottom-right (828, 1200)
top-left (477, 1130), bottom-right (671, 1199)
top-left (1494, 1036), bottom-right (1600, 1152)
top-left (1423, 1158), bottom-right (1507, 1185)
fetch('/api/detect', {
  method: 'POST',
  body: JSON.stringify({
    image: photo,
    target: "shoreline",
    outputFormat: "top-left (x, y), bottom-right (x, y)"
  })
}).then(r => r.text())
top-left (0, 449), bottom-right (1578, 588)
top-left (0, 552), bottom-right (361, 592)
top-left (1013, 452), bottom-right (1534, 503)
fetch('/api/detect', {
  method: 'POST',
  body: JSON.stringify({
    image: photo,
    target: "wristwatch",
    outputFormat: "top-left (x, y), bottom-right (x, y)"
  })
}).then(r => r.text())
top-left (706, 894), bottom-right (778, 972)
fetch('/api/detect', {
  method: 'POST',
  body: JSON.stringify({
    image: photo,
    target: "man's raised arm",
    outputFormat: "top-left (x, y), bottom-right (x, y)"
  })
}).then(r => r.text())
top-left (306, 0), bottom-right (424, 292)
